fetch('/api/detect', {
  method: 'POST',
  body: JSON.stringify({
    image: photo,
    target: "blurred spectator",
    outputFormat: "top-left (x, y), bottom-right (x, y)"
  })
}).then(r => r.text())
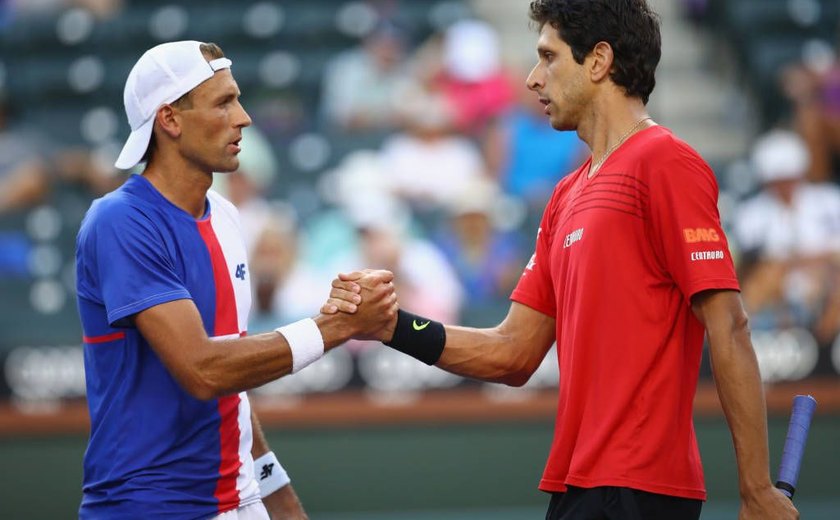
top-left (0, 97), bottom-right (53, 214)
top-left (781, 41), bottom-right (840, 182)
top-left (0, 95), bottom-right (121, 214)
top-left (416, 19), bottom-right (515, 136)
top-left (0, 0), bottom-right (11, 28)
top-left (341, 194), bottom-right (463, 325)
top-left (381, 92), bottom-right (486, 210)
top-left (0, 92), bottom-right (48, 277)
top-left (247, 207), bottom-right (329, 333)
top-left (679, 0), bottom-right (710, 24)
top-left (6, 0), bottom-right (122, 18)
top-left (0, 92), bottom-right (123, 282)
top-left (483, 74), bottom-right (587, 211)
top-left (314, 151), bottom-right (464, 323)
top-left (734, 129), bottom-right (840, 340)
top-left (320, 21), bottom-right (416, 132)
top-left (434, 178), bottom-right (526, 307)
top-left (211, 125), bottom-right (278, 253)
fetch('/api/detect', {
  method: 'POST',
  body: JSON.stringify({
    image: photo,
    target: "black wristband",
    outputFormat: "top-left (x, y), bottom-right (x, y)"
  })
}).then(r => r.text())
top-left (775, 481), bottom-right (795, 499)
top-left (384, 310), bottom-right (446, 365)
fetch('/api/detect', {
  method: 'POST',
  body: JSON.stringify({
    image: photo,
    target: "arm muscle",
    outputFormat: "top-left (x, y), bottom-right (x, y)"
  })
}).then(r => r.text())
top-left (437, 302), bottom-right (556, 386)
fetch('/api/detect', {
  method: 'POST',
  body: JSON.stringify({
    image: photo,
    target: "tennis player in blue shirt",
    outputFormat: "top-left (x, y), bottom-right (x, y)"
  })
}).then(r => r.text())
top-left (76, 40), bottom-right (397, 520)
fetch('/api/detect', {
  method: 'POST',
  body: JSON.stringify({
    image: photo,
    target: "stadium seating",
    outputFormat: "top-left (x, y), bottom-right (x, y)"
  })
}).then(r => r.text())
top-left (708, 0), bottom-right (839, 128)
top-left (0, 0), bottom-right (469, 349)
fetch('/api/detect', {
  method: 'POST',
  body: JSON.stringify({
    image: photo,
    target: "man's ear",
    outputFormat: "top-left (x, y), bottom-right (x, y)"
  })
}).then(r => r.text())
top-left (589, 41), bottom-right (614, 83)
top-left (155, 104), bottom-right (181, 139)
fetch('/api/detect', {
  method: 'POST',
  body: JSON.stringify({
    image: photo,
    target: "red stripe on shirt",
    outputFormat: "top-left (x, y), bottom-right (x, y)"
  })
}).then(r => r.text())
top-left (196, 219), bottom-right (239, 338)
top-left (213, 394), bottom-right (242, 511)
top-left (196, 218), bottom-right (242, 511)
top-left (82, 332), bottom-right (126, 343)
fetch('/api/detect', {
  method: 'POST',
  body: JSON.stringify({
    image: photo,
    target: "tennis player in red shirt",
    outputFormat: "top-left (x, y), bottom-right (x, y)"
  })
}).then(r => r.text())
top-left (327, 1), bottom-right (799, 518)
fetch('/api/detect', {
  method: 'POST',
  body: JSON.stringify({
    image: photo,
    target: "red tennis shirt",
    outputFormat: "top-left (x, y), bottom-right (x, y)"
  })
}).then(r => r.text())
top-left (511, 126), bottom-right (739, 500)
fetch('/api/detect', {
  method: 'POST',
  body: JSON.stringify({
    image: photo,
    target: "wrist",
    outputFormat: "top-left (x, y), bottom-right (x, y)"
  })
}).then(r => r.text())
top-left (313, 313), bottom-right (351, 350)
top-left (381, 314), bottom-right (397, 343)
top-left (739, 478), bottom-right (774, 498)
top-left (384, 309), bottom-right (445, 365)
top-left (275, 318), bottom-right (324, 373)
top-left (253, 451), bottom-right (290, 497)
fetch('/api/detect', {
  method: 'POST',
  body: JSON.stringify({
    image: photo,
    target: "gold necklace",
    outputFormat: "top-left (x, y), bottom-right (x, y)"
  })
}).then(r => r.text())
top-left (588, 116), bottom-right (652, 178)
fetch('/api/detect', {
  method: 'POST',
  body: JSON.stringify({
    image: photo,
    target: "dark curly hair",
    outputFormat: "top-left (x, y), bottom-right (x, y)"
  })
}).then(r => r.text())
top-left (529, 0), bottom-right (661, 104)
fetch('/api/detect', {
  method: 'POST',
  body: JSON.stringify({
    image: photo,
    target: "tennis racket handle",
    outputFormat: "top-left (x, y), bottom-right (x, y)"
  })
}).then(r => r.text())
top-left (775, 395), bottom-right (817, 498)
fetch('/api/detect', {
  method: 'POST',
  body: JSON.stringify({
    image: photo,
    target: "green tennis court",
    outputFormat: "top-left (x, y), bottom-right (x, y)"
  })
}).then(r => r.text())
top-left (1, 416), bottom-right (837, 519)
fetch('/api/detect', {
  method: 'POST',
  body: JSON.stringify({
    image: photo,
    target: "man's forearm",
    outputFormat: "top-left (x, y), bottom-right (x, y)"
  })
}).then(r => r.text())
top-left (204, 303), bottom-right (395, 398)
top-left (432, 303), bottom-right (556, 386)
top-left (708, 327), bottom-right (774, 495)
top-left (436, 325), bottom-right (539, 386)
top-left (324, 278), bottom-right (556, 386)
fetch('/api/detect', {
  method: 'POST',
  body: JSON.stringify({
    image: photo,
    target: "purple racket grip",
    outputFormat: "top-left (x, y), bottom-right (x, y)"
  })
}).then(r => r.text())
top-left (775, 395), bottom-right (817, 498)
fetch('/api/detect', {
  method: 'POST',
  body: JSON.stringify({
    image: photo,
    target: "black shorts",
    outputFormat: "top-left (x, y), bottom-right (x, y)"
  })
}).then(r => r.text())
top-left (545, 486), bottom-right (703, 520)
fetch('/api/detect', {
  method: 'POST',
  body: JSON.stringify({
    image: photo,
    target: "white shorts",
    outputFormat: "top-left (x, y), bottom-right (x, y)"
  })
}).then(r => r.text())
top-left (212, 501), bottom-right (269, 520)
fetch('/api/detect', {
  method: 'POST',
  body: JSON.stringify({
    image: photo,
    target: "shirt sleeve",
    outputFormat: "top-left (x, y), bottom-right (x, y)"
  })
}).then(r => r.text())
top-left (647, 147), bottom-right (740, 300)
top-left (89, 205), bottom-right (191, 327)
top-left (510, 190), bottom-right (558, 318)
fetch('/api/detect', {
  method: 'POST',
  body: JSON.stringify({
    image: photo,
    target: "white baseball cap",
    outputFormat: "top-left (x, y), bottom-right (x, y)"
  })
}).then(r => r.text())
top-left (444, 20), bottom-right (500, 82)
top-left (751, 129), bottom-right (810, 184)
top-left (115, 40), bottom-right (232, 170)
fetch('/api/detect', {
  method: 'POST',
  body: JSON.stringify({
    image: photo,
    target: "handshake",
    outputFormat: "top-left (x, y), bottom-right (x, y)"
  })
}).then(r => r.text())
top-left (307, 268), bottom-right (447, 367)
top-left (315, 269), bottom-right (400, 346)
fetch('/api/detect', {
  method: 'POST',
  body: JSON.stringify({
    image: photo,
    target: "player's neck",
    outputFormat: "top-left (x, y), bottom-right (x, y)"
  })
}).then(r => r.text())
top-left (578, 97), bottom-right (652, 164)
top-left (142, 156), bottom-right (213, 219)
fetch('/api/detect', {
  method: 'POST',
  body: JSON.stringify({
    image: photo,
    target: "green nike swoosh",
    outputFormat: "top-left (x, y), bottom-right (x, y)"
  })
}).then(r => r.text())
top-left (412, 320), bottom-right (430, 331)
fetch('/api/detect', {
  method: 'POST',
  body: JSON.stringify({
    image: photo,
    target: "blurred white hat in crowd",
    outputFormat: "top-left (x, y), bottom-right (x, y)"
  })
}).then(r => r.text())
top-left (321, 150), bottom-right (389, 205)
top-left (447, 177), bottom-right (499, 217)
top-left (751, 129), bottom-right (810, 183)
top-left (115, 40), bottom-right (232, 170)
top-left (322, 152), bottom-right (409, 234)
top-left (345, 192), bottom-right (411, 235)
top-left (443, 19), bottom-right (500, 82)
top-left (398, 87), bottom-right (453, 131)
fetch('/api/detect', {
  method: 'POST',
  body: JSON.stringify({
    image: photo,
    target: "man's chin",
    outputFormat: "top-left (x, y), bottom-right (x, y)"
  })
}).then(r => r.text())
top-left (214, 159), bottom-right (240, 174)
top-left (549, 117), bottom-right (575, 132)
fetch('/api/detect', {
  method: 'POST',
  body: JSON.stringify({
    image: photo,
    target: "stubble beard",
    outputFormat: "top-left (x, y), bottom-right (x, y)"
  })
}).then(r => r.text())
top-left (548, 111), bottom-right (576, 132)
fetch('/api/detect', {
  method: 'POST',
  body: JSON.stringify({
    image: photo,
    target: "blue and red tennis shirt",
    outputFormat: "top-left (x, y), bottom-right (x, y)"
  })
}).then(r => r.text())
top-left (75, 174), bottom-right (261, 519)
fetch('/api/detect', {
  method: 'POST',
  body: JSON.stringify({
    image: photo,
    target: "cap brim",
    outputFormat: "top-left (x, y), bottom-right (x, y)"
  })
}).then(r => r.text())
top-left (115, 117), bottom-right (154, 170)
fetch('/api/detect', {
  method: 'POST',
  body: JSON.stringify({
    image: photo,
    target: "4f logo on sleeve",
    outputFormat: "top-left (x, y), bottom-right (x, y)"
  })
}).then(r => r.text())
top-left (259, 462), bottom-right (274, 480)
top-left (235, 263), bottom-right (246, 280)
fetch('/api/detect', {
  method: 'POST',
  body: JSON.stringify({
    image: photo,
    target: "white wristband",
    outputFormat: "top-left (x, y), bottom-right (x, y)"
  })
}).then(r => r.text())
top-left (275, 318), bottom-right (324, 373)
top-left (253, 451), bottom-right (290, 497)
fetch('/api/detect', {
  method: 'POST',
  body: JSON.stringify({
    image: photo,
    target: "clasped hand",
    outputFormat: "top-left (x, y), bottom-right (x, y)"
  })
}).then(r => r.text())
top-left (320, 269), bottom-right (398, 342)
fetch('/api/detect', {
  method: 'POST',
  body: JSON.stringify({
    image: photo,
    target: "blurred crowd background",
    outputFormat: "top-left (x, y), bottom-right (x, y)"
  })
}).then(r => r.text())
top-left (1, 0), bottom-right (839, 518)
top-left (1, 0), bottom-right (839, 402)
